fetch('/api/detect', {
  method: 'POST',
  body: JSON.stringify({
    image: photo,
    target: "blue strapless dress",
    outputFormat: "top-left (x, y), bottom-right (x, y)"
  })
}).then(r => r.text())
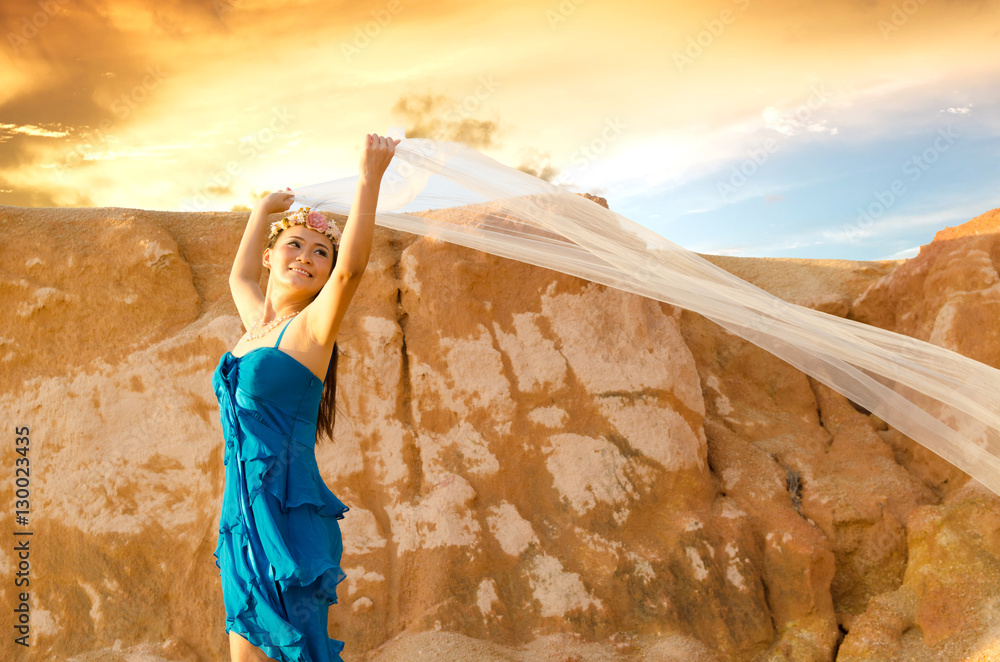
top-left (212, 319), bottom-right (348, 662)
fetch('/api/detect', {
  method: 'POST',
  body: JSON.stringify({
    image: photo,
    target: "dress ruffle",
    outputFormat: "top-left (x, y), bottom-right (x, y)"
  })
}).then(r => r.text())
top-left (213, 351), bottom-right (348, 662)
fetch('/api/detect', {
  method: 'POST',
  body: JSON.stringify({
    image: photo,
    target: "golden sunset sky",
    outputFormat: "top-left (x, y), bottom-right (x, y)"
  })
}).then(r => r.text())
top-left (1, 0), bottom-right (998, 258)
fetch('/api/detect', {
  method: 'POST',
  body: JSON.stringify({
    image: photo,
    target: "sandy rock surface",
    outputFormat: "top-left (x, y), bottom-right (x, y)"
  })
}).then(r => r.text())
top-left (1, 202), bottom-right (998, 661)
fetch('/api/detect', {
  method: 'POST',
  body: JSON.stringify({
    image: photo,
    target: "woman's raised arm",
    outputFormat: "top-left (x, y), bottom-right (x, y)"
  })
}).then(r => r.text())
top-left (304, 134), bottom-right (399, 347)
top-left (228, 190), bottom-right (294, 327)
top-left (334, 134), bottom-right (400, 279)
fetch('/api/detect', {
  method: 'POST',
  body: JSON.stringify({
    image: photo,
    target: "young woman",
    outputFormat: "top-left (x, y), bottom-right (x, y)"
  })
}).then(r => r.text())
top-left (212, 133), bottom-right (399, 662)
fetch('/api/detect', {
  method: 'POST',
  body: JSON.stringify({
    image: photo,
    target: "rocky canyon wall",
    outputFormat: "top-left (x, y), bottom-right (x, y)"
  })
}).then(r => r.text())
top-left (1, 202), bottom-right (998, 662)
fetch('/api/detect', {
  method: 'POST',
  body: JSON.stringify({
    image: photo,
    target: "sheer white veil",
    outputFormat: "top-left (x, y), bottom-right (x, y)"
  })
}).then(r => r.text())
top-left (291, 127), bottom-right (1000, 497)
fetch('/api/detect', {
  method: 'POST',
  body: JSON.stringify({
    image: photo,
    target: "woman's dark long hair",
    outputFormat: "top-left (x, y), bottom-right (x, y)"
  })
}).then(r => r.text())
top-left (315, 343), bottom-right (339, 444)
top-left (265, 226), bottom-right (340, 445)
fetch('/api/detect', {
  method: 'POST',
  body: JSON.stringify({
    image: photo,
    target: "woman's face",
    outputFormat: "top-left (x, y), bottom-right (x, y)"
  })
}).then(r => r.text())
top-left (264, 227), bottom-right (336, 296)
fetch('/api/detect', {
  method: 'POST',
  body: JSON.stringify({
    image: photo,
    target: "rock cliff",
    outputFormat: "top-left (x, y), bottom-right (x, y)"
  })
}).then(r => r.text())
top-left (1, 201), bottom-right (997, 661)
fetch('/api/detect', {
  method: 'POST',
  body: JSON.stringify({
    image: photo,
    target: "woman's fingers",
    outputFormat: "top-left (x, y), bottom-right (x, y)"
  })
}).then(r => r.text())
top-left (359, 133), bottom-right (399, 180)
top-left (367, 133), bottom-right (397, 147)
top-left (364, 135), bottom-right (395, 160)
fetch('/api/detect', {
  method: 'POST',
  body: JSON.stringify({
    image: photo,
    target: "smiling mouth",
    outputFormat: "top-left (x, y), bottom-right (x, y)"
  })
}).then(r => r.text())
top-left (289, 267), bottom-right (312, 277)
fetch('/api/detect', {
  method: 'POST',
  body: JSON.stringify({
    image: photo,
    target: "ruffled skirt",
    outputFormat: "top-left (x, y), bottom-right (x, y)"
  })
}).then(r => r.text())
top-left (214, 410), bottom-right (348, 662)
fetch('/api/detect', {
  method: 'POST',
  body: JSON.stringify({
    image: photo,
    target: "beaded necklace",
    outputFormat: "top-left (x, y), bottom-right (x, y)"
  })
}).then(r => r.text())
top-left (242, 311), bottom-right (300, 341)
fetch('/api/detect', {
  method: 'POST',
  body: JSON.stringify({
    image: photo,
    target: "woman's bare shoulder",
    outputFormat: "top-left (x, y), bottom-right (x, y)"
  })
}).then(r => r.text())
top-left (278, 308), bottom-right (336, 381)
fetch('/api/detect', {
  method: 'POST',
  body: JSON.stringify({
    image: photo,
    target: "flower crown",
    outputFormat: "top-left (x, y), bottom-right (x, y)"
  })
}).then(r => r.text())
top-left (268, 207), bottom-right (342, 247)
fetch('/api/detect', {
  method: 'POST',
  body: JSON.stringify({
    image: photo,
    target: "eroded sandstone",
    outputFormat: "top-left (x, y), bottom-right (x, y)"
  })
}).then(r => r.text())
top-left (2, 203), bottom-right (999, 662)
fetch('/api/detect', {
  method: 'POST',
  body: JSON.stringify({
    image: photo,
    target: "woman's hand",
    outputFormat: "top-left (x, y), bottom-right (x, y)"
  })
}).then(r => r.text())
top-left (257, 188), bottom-right (295, 215)
top-left (359, 133), bottom-right (401, 185)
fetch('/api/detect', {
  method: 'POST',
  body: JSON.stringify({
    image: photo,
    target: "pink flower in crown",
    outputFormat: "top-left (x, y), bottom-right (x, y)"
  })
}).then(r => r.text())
top-left (305, 210), bottom-right (328, 232)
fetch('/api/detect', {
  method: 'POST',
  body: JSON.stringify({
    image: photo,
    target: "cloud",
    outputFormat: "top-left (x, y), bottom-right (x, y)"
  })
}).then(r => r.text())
top-left (880, 245), bottom-right (920, 260)
top-left (391, 92), bottom-right (500, 150)
top-left (0, 123), bottom-right (70, 138)
top-left (0, 175), bottom-right (93, 207)
top-left (822, 199), bottom-right (996, 245)
top-left (0, 3), bottom-right (173, 174)
top-left (516, 148), bottom-right (560, 182)
top-left (0, 0), bottom-right (997, 218)
top-left (762, 106), bottom-right (838, 137)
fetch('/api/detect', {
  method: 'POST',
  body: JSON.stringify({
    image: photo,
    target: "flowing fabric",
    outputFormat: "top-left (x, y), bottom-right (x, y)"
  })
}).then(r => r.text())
top-left (291, 127), bottom-right (1000, 497)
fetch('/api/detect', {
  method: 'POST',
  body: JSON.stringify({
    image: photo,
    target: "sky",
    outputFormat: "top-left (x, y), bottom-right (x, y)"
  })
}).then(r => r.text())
top-left (1, 0), bottom-right (998, 260)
